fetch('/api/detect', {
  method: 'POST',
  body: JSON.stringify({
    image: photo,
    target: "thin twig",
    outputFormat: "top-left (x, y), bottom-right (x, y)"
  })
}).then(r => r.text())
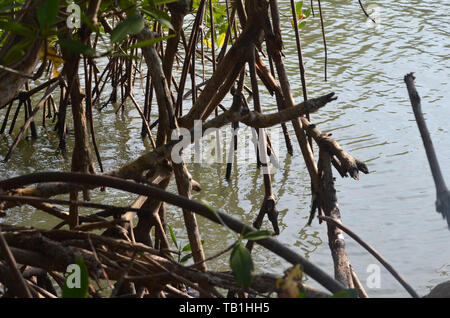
top-left (317, 0), bottom-right (328, 82)
top-left (0, 64), bottom-right (35, 79)
top-left (185, 243), bottom-right (236, 269)
top-left (358, 0), bottom-right (376, 23)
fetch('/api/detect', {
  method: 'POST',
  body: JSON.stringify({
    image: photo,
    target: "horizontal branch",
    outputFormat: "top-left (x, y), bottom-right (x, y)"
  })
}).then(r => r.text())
top-left (0, 64), bottom-right (35, 79)
top-left (0, 195), bottom-right (152, 217)
top-left (199, 92), bottom-right (336, 133)
top-left (240, 92), bottom-right (337, 128)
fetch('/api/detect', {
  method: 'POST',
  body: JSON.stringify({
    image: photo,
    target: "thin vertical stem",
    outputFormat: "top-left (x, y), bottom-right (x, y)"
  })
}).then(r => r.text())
top-left (0, 101), bottom-right (13, 135)
top-left (84, 56), bottom-right (104, 173)
top-left (208, 0), bottom-right (217, 72)
top-left (317, 0), bottom-right (328, 81)
top-left (289, 0), bottom-right (308, 102)
top-left (174, 0), bottom-right (207, 115)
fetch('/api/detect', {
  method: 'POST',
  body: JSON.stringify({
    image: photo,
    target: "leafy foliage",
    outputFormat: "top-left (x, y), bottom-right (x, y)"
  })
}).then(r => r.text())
top-left (293, 0), bottom-right (312, 29)
top-left (0, 0), bottom-right (194, 70)
top-left (243, 230), bottom-right (273, 241)
top-left (126, 34), bottom-right (175, 50)
top-left (202, 1), bottom-right (229, 49)
top-left (58, 39), bottom-right (96, 56)
top-left (168, 224), bottom-right (204, 264)
top-left (110, 15), bottom-right (146, 43)
top-left (37, 0), bottom-right (59, 31)
top-left (0, 1), bottom-right (24, 13)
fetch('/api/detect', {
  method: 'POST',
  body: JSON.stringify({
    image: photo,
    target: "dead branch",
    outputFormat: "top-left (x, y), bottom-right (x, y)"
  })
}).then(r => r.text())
top-left (404, 73), bottom-right (450, 228)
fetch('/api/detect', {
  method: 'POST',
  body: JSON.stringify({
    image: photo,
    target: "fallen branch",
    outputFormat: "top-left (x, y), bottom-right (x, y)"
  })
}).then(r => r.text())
top-left (240, 92), bottom-right (337, 128)
top-left (199, 92), bottom-right (337, 133)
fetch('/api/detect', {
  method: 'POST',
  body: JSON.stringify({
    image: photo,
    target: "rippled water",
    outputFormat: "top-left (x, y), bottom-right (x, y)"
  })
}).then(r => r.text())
top-left (1, 0), bottom-right (449, 297)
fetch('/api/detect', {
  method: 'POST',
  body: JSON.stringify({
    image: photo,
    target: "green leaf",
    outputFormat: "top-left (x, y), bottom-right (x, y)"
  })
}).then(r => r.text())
top-left (141, 8), bottom-right (173, 30)
top-left (110, 14), bottom-right (145, 43)
top-left (118, 0), bottom-right (134, 10)
top-left (58, 39), bottom-right (96, 56)
top-left (2, 37), bottom-right (34, 65)
top-left (0, 21), bottom-right (34, 38)
top-left (192, 0), bottom-right (201, 10)
top-left (182, 243), bottom-right (191, 253)
top-left (243, 230), bottom-right (273, 241)
top-left (126, 34), bottom-right (174, 49)
top-left (180, 253), bottom-right (193, 263)
top-left (168, 225), bottom-right (178, 250)
top-left (295, 1), bottom-right (303, 14)
top-left (298, 21), bottom-right (307, 29)
top-left (331, 289), bottom-right (358, 298)
top-left (37, 0), bottom-right (59, 30)
top-left (303, 8), bottom-right (311, 18)
top-left (181, 240), bottom-right (203, 253)
top-left (230, 242), bottom-right (254, 287)
top-left (62, 258), bottom-right (89, 298)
